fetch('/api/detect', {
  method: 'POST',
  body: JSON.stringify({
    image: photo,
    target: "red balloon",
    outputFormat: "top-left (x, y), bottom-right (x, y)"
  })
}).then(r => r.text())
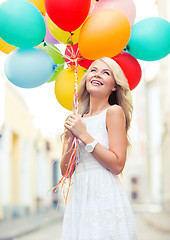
top-left (113, 51), bottom-right (142, 90)
top-left (79, 57), bottom-right (94, 69)
top-left (65, 44), bottom-right (78, 66)
top-left (44, 0), bottom-right (91, 32)
top-left (65, 44), bottom-right (93, 68)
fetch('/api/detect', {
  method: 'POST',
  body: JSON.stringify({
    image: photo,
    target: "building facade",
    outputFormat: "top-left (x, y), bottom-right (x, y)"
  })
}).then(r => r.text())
top-left (0, 79), bottom-right (62, 219)
top-left (156, 0), bottom-right (170, 213)
top-left (124, 0), bottom-right (170, 211)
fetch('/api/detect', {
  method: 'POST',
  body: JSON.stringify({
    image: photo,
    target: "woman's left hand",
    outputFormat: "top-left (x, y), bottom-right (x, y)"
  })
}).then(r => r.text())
top-left (64, 113), bottom-right (87, 140)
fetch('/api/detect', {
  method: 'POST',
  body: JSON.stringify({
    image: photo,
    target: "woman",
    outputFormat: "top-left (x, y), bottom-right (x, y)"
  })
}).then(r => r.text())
top-left (60, 57), bottom-right (137, 239)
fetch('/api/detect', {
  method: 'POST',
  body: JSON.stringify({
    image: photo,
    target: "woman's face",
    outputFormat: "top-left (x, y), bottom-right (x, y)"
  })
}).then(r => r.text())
top-left (86, 60), bottom-right (116, 98)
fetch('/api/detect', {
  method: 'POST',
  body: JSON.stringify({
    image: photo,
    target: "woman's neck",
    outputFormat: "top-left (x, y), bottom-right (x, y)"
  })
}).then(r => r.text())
top-left (87, 96), bottom-right (110, 115)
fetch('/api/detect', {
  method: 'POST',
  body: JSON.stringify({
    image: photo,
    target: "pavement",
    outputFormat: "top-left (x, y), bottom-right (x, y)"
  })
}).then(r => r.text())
top-left (0, 205), bottom-right (170, 240)
top-left (132, 204), bottom-right (170, 233)
top-left (142, 212), bottom-right (170, 233)
top-left (0, 208), bottom-right (64, 240)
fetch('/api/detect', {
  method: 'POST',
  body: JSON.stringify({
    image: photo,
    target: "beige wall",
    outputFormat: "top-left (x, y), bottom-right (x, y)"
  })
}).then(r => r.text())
top-left (0, 82), bottom-right (62, 219)
top-left (156, 0), bottom-right (170, 213)
top-left (5, 84), bottom-right (37, 141)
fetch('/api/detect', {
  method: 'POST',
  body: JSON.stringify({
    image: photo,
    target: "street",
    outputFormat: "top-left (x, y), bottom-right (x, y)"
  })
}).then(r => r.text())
top-left (15, 213), bottom-right (170, 240)
top-left (14, 220), bottom-right (63, 240)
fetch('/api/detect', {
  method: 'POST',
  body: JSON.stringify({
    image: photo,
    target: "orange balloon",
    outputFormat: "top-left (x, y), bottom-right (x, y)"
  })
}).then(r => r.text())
top-left (78, 9), bottom-right (131, 60)
top-left (55, 66), bottom-right (86, 111)
top-left (0, 37), bottom-right (16, 54)
top-left (27, 0), bottom-right (46, 16)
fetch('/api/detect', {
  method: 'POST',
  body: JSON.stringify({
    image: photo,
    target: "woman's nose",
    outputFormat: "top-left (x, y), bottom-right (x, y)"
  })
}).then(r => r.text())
top-left (94, 72), bottom-right (101, 78)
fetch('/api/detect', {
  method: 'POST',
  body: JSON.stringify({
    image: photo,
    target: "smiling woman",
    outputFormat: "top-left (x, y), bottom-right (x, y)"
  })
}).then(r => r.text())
top-left (60, 57), bottom-right (137, 240)
top-left (76, 57), bottom-right (132, 129)
top-left (85, 61), bottom-right (117, 100)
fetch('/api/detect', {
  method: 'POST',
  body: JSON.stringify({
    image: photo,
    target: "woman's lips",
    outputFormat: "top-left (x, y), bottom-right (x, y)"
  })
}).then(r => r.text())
top-left (90, 80), bottom-right (103, 86)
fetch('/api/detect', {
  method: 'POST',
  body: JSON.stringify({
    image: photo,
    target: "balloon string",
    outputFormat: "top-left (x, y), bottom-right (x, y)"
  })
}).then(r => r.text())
top-left (50, 138), bottom-right (80, 209)
top-left (66, 46), bottom-right (76, 60)
top-left (47, 42), bottom-right (81, 213)
top-left (65, 44), bottom-right (82, 63)
top-left (39, 44), bottom-right (83, 69)
top-left (37, 43), bottom-right (65, 61)
top-left (74, 59), bottom-right (78, 113)
top-left (40, 41), bottom-right (84, 68)
top-left (38, 42), bottom-right (78, 66)
top-left (75, 47), bottom-right (79, 58)
top-left (89, 0), bottom-right (97, 16)
top-left (42, 41), bottom-right (76, 63)
top-left (67, 32), bottom-right (74, 45)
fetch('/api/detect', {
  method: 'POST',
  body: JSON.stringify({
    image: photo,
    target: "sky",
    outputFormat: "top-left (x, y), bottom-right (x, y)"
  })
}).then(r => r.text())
top-left (0, 0), bottom-right (162, 137)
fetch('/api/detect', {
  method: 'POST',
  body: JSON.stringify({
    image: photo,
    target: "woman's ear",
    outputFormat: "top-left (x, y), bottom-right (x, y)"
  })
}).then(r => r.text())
top-left (112, 86), bottom-right (117, 91)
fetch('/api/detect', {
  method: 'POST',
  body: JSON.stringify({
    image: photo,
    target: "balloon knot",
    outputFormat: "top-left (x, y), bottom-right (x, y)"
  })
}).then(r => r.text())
top-left (67, 40), bottom-right (73, 44)
top-left (53, 64), bottom-right (58, 70)
top-left (125, 45), bottom-right (129, 51)
top-left (43, 41), bottom-right (47, 47)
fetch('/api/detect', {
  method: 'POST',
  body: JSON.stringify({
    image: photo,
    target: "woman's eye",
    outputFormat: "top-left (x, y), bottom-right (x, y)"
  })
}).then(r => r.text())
top-left (91, 69), bottom-right (96, 72)
top-left (104, 71), bottom-right (110, 75)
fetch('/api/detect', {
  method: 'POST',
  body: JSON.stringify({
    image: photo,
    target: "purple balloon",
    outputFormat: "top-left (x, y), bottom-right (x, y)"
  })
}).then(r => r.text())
top-left (44, 14), bottom-right (59, 44)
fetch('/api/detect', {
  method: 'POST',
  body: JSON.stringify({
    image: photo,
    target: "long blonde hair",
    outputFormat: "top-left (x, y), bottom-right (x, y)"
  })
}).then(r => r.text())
top-left (63, 57), bottom-right (133, 146)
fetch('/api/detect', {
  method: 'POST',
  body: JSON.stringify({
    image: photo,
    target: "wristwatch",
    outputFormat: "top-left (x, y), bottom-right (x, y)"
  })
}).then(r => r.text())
top-left (85, 139), bottom-right (98, 153)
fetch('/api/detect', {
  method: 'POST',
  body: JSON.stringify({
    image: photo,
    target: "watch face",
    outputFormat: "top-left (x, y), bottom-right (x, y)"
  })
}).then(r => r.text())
top-left (86, 144), bottom-right (93, 152)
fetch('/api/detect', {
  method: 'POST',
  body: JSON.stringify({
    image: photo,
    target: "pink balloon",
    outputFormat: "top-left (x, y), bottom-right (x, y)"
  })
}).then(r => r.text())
top-left (92, 0), bottom-right (136, 26)
top-left (44, 14), bottom-right (59, 44)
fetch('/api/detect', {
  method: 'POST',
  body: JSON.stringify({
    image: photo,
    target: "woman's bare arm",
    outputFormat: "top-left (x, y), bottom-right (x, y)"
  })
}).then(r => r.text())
top-left (65, 105), bottom-right (127, 175)
top-left (91, 105), bottom-right (127, 174)
top-left (60, 133), bottom-right (74, 176)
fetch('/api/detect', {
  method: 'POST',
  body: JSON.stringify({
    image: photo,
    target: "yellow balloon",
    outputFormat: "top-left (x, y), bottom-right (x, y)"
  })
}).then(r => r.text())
top-left (47, 15), bottom-right (82, 45)
top-left (55, 66), bottom-right (86, 111)
top-left (27, 0), bottom-right (46, 15)
top-left (0, 37), bottom-right (16, 54)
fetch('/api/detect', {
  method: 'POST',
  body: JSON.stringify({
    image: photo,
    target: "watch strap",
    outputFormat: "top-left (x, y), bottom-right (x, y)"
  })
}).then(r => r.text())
top-left (85, 139), bottom-right (98, 152)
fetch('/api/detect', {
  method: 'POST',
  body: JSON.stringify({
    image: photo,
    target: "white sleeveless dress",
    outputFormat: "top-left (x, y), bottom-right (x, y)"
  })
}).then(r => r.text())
top-left (61, 107), bottom-right (137, 240)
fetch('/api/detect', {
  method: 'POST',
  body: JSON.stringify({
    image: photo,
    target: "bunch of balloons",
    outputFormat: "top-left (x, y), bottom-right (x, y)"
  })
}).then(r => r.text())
top-left (0, 0), bottom-right (170, 110)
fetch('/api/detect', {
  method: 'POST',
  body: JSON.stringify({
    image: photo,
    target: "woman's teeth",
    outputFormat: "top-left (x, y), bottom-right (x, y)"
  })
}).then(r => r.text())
top-left (91, 80), bottom-right (103, 85)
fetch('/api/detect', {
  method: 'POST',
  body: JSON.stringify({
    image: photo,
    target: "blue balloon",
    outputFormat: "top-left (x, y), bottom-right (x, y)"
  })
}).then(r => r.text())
top-left (127, 17), bottom-right (170, 61)
top-left (4, 48), bottom-right (55, 88)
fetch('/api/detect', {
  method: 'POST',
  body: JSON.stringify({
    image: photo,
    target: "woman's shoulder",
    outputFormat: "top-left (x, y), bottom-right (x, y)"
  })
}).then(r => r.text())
top-left (106, 105), bottom-right (126, 124)
top-left (107, 104), bottom-right (124, 115)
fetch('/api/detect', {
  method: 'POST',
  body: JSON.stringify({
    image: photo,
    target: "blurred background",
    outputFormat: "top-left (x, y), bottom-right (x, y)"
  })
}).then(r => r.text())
top-left (0, 0), bottom-right (170, 239)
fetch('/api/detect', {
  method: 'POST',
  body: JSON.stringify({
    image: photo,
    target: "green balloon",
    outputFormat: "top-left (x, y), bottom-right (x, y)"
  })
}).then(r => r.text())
top-left (0, 0), bottom-right (46, 48)
top-left (127, 17), bottom-right (170, 61)
top-left (39, 42), bottom-right (65, 82)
